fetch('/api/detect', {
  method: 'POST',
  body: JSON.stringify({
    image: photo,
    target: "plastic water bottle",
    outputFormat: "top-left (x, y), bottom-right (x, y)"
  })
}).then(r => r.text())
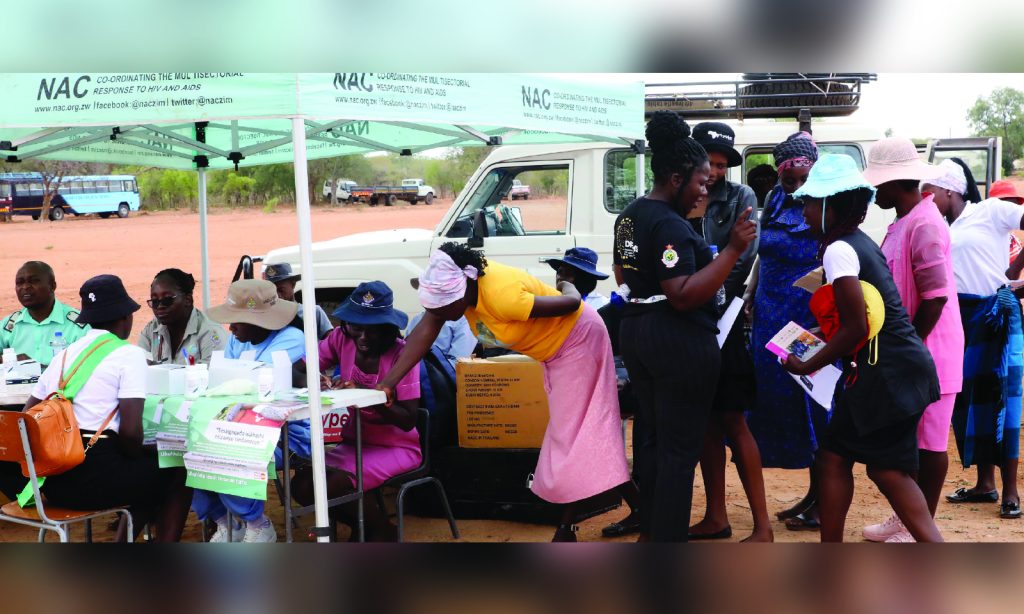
top-left (50, 331), bottom-right (67, 357)
top-left (709, 246), bottom-right (727, 309)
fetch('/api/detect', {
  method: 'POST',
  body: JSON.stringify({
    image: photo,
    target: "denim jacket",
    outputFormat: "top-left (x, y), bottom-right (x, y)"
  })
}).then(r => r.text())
top-left (698, 179), bottom-right (760, 299)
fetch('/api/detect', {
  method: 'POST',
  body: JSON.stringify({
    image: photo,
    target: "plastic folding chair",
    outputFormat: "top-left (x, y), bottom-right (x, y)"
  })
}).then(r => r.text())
top-left (0, 412), bottom-right (133, 543)
top-left (375, 408), bottom-right (459, 542)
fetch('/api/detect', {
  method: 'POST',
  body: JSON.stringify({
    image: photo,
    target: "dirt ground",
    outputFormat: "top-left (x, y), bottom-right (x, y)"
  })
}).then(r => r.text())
top-left (1, 199), bottom-right (1022, 543)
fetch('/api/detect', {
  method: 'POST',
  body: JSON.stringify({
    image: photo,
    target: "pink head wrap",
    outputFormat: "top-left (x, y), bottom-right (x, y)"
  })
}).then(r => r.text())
top-left (418, 250), bottom-right (479, 309)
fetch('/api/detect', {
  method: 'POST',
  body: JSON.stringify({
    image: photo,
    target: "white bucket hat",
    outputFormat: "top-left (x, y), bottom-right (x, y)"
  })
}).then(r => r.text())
top-left (862, 137), bottom-right (943, 186)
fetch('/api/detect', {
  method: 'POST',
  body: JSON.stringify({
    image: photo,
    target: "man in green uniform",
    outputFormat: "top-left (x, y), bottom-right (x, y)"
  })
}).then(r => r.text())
top-left (0, 261), bottom-right (90, 366)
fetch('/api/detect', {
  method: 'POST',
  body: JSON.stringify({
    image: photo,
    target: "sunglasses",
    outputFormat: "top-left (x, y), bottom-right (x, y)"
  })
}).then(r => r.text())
top-left (147, 294), bottom-right (182, 308)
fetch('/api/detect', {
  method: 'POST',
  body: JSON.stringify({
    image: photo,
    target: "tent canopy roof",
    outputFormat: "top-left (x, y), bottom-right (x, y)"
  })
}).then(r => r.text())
top-left (0, 73), bottom-right (644, 169)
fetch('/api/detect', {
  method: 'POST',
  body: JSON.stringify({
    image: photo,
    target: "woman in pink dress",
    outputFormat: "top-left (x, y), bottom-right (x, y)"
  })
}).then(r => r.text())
top-left (291, 281), bottom-right (422, 541)
top-left (862, 138), bottom-right (964, 542)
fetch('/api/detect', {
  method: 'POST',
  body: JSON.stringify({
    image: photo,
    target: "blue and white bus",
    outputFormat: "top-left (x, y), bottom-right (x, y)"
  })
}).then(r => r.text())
top-left (0, 173), bottom-right (141, 221)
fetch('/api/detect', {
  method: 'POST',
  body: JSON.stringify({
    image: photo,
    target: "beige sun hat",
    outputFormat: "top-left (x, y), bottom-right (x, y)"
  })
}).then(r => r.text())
top-left (862, 137), bottom-right (943, 186)
top-left (207, 279), bottom-right (298, 329)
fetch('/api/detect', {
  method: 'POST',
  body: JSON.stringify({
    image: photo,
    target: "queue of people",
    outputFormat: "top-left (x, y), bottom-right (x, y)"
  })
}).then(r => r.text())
top-left (2, 117), bottom-right (1024, 545)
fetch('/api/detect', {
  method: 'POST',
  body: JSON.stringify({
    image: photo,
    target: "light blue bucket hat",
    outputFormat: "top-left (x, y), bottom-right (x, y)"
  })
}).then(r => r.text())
top-left (793, 153), bottom-right (876, 202)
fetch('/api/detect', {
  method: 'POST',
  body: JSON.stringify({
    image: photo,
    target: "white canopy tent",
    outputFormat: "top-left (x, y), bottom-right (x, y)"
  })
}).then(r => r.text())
top-left (0, 73), bottom-right (645, 541)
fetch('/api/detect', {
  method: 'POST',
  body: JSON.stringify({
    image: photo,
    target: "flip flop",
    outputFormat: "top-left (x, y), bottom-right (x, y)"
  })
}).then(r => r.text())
top-left (687, 526), bottom-right (732, 540)
top-left (946, 487), bottom-right (999, 503)
top-left (1000, 500), bottom-right (1022, 519)
top-left (784, 512), bottom-right (821, 531)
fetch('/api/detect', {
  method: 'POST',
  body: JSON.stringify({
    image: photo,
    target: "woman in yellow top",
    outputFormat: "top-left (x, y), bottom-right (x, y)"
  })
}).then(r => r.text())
top-left (379, 241), bottom-right (635, 541)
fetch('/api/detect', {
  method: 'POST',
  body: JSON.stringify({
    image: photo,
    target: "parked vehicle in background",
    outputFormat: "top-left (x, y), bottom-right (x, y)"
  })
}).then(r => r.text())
top-left (263, 75), bottom-right (1001, 317)
top-left (322, 178), bottom-right (357, 203)
top-left (349, 178), bottom-right (436, 206)
top-left (0, 173), bottom-right (140, 221)
top-left (509, 179), bottom-right (530, 200)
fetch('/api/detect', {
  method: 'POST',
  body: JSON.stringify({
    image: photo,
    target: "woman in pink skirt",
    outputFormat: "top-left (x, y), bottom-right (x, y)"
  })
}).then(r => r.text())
top-left (379, 242), bottom-right (635, 542)
top-left (863, 138), bottom-right (964, 542)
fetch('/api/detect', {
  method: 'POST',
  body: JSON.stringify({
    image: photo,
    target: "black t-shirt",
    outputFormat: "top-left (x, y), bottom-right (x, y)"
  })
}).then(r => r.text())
top-left (614, 197), bottom-right (718, 330)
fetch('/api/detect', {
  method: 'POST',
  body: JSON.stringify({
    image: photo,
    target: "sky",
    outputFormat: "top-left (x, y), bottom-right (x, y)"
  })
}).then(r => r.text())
top-left (557, 73), bottom-right (1024, 139)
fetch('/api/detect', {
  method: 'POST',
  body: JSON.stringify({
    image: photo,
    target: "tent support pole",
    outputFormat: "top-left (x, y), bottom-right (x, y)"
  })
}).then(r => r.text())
top-left (198, 168), bottom-right (211, 311)
top-left (290, 116), bottom-right (330, 543)
top-left (634, 139), bottom-right (646, 199)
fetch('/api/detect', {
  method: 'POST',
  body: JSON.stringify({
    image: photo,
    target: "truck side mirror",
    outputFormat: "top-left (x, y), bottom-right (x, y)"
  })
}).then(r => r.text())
top-left (469, 209), bottom-right (487, 248)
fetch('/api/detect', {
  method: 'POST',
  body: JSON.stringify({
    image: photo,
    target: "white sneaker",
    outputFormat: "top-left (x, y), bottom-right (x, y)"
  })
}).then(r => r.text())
top-left (209, 519), bottom-right (244, 543)
top-left (885, 530), bottom-right (916, 543)
top-left (243, 521), bottom-right (278, 543)
top-left (863, 513), bottom-right (905, 542)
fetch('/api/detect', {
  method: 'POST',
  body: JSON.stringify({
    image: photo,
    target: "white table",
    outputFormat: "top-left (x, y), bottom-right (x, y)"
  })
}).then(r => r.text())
top-left (278, 387), bottom-right (387, 542)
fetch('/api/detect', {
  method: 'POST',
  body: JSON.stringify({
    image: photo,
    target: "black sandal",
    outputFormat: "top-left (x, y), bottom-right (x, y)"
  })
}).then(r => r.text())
top-left (1000, 500), bottom-right (1022, 519)
top-left (784, 512), bottom-right (821, 531)
top-left (946, 487), bottom-right (999, 503)
top-left (687, 526), bottom-right (733, 540)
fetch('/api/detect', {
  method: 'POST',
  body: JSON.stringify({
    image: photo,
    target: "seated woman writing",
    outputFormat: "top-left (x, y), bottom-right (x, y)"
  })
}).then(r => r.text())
top-left (194, 279), bottom-right (305, 543)
top-left (291, 281), bottom-right (421, 542)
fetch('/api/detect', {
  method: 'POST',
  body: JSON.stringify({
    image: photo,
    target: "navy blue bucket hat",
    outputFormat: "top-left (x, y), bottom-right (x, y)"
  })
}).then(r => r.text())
top-left (543, 247), bottom-right (609, 280)
top-left (331, 281), bottom-right (409, 329)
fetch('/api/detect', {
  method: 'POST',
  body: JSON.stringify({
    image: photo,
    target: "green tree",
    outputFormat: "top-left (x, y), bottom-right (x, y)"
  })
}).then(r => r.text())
top-left (222, 174), bottom-right (256, 205)
top-left (967, 87), bottom-right (1024, 176)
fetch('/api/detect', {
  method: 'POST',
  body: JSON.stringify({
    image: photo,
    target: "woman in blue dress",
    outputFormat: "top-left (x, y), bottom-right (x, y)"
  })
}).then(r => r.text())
top-left (743, 132), bottom-right (826, 530)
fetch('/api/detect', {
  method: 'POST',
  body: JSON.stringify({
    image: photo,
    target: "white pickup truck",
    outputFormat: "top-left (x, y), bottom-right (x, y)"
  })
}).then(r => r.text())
top-left (268, 123), bottom-right (1000, 316)
top-left (321, 178), bottom-right (357, 202)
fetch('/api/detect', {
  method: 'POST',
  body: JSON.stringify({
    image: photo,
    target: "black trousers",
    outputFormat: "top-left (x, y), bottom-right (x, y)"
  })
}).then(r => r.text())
top-left (621, 307), bottom-right (720, 542)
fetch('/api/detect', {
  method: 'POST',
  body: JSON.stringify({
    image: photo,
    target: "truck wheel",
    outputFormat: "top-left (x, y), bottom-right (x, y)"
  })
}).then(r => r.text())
top-left (522, 193), bottom-right (529, 200)
top-left (386, 195), bottom-right (397, 206)
top-left (116, 203), bottom-right (130, 218)
top-left (369, 196), bottom-right (379, 206)
top-left (409, 197), bottom-right (417, 205)
top-left (49, 207), bottom-right (65, 221)
top-left (31, 213), bottom-right (40, 221)
top-left (424, 192), bottom-right (434, 205)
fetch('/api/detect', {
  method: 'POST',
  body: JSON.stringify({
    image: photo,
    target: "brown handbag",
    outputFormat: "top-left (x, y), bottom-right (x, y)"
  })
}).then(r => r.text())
top-left (20, 337), bottom-right (120, 478)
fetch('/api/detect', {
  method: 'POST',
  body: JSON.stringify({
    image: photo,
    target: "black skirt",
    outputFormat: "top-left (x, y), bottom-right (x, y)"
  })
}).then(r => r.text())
top-left (712, 315), bottom-right (755, 413)
top-left (822, 393), bottom-right (923, 472)
top-left (41, 435), bottom-right (180, 513)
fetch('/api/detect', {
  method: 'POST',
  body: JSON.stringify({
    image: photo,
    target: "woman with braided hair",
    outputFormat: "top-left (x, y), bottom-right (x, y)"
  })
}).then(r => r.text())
top-left (781, 154), bottom-right (942, 542)
top-left (613, 111), bottom-right (757, 541)
top-left (743, 131), bottom-right (827, 531)
top-left (378, 241), bottom-right (639, 542)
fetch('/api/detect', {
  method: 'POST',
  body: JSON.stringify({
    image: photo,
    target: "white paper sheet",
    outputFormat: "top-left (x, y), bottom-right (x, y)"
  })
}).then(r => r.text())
top-left (271, 350), bottom-right (292, 392)
top-left (716, 297), bottom-right (744, 349)
top-left (788, 364), bottom-right (842, 410)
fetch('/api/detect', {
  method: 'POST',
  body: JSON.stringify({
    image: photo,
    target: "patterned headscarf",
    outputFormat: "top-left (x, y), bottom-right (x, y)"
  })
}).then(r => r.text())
top-left (773, 131), bottom-right (819, 175)
top-left (417, 250), bottom-right (479, 309)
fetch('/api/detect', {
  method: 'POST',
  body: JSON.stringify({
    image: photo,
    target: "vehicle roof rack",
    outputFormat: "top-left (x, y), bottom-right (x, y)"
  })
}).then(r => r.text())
top-left (644, 73), bottom-right (877, 121)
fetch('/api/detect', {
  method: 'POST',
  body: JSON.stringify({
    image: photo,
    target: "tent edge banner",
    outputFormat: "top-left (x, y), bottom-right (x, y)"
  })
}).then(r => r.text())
top-left (0, 73), bottom-right (298, 128)
top-left (298, 73), bottom-right (645, 141)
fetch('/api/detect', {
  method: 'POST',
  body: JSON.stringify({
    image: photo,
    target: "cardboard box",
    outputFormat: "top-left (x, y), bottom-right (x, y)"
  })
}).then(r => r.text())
top-left (456, 355), bottom-right (549, 449)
